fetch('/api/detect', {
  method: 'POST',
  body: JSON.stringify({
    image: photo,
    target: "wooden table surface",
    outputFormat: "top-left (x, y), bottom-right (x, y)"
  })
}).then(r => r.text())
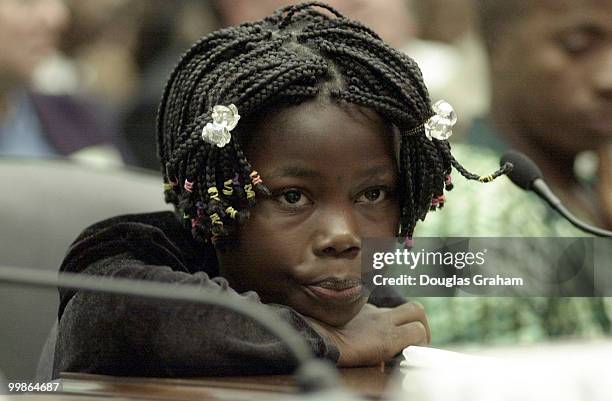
top-left (53, 366), bottom-right (395, 401)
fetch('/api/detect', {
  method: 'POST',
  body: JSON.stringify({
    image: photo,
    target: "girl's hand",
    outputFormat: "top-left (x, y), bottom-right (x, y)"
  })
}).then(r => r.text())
top-left (306, 302), bottom-right (430, 367)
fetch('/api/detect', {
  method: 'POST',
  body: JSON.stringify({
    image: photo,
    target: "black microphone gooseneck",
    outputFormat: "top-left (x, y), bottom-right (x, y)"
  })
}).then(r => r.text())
top-left (501, 150), bottom-right (612, 237)
top-left (0, 265), bottom-right (343, 394)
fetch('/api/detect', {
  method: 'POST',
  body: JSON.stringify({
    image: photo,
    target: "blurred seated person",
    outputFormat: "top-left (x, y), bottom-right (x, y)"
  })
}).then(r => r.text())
top-left (414, 0), bottom-right (612, 346)
top-left (121, 0), bottom-right (220, 170)
top-left (470, 0), bottom-right (612, 229)
top-left (0, 0), bottom-right (129, 168)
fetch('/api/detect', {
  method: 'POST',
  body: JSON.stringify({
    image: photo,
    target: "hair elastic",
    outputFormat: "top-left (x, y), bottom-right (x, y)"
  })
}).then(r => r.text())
top-left (250, 171), bottom-right (263, 186)
top-left (208, 187), bottom-right (221, 201)
top-left (232, 173), bottom-right (241, 186)
top-left (244, 184), bottom-right (255, 200)
top-left (404, 236), bottom-right (414, 248)
top-left (444, 174), bottom-right (454, 190)
top-left (196, 201), bottom-right (206, 217)
top-left (223, 179), bottom-right (233, 196)
top-left (210, 213), bottom-right (223, 226)
top-left (184, 180), bottom-right (194, 192)
top-left (225, 206), bottom-right (238, 219)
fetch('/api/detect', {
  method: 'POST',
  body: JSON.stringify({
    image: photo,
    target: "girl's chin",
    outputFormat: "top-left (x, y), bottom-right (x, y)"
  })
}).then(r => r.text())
top-left (299, 297), bottom-right (368, 328)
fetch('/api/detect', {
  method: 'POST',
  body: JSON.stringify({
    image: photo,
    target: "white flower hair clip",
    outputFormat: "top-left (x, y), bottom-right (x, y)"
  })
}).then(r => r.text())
top-left (202, 104), bottom-right (241, 148)
top-left (424, 100), bottom-right (456, 141)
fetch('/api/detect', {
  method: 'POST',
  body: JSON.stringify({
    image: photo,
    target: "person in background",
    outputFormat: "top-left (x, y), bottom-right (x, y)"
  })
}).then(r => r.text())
top-left (407, 0), bottom-right (490, 138)
top-left (414, 0), bottom-right (612, 345)
top-left (60, 0), bottom-right (147, 112)
top-left (213, 0), bottom-right (417, 48)
top-left (0, 0), bottom-right (129, 167)
top-left (473, 0), bottom-right (612, 229)
top-left (121, 0), bottom-right (221, 170)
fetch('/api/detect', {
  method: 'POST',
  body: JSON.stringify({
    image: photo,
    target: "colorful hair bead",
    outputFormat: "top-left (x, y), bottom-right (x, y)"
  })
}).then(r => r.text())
top-left (244, 184), bottom-right (255, 199)
top-left (430, 198), bottom-right (438, 211)
top-left (404, 236), bottom-right (414, 248)
top-left (163, 178), bottom-right (180, 203)
top-left (222, 179), bottom-right (233, 196)
top-left (207, 187), bottom-right (221, 201)
top-left (184, 180), bottom-right (194, 192)
top-left (430, 194), bottom-right (446, 210)
top-left (232, 173), bottom-right (241, 186)
top-left (250, 170), bottom-right (263, 186)
top-left (225, 206), bottom-right (238, 219)
top-left (437, 195), bottom-right (446, 208)
top-left (444, 174), bottom-right (454, 190)
top-left (165, 164), bottom-right (178, 187)
top-left (210, 213), bottom-right (223, 226)
top-left (479, 175), bottom-right (493, 183)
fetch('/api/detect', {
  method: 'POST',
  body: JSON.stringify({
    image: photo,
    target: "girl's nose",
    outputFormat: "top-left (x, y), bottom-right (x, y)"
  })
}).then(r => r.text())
top-left (312, 208), bottom-right (360, 258)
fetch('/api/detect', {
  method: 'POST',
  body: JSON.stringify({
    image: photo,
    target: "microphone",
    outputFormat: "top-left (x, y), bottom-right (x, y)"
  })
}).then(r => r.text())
top-left (501, 150), bottom-right (612, 237)
top-left (0, 265), bottom-right (351, 396)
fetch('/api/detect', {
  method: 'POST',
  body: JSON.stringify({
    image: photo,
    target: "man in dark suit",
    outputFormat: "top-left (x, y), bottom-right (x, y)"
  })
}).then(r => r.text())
top-left (0, 0), bottom-right (129, 163)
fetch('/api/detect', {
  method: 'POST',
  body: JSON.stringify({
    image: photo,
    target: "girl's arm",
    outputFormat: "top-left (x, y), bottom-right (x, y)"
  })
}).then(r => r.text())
top-left (53, 255), bottom-right (338, 378)
top-left (53, 214), bottom-right (423, 377)
top-left (53, 216), bottom-right (339, 378)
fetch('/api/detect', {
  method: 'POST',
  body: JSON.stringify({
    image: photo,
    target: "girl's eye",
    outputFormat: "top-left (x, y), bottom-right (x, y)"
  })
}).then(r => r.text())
top-left (356, 187), bottom-right (391, 204)
top-left (275, 189), bottom-right (311, 208)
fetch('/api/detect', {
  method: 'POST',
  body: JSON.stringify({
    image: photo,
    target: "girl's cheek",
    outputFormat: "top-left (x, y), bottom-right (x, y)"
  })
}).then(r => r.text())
top-left (359, 203), bottom-right (400, 228)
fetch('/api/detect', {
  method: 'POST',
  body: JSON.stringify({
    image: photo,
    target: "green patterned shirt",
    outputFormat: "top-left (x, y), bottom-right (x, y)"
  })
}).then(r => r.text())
top-left (412, 143), bottom-right (611, 346)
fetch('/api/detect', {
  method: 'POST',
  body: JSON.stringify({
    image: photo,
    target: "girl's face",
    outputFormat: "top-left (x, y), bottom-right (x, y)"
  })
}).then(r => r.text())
top-left (217, 100), bottom-right (400, 327)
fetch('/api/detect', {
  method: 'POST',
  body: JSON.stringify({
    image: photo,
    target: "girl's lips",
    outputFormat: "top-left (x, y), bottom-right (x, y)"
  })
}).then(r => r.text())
top-left (305, 283), bottom-right (364, 304)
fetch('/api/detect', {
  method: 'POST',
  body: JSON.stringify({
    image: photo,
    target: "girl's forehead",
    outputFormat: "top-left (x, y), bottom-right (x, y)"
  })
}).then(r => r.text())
top-left (254, 100), bottom-right (391, 141)
top-left (243, 100), bottom-right (398, 175)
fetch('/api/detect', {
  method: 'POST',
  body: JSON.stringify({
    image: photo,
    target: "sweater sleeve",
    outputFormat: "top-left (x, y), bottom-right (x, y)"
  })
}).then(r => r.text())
top-left (53, 220), bottom-right (339, 378)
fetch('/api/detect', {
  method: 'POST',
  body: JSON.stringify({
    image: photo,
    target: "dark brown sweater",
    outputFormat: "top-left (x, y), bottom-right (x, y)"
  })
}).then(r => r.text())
top-left (53, 211), bottom-right (403, 378)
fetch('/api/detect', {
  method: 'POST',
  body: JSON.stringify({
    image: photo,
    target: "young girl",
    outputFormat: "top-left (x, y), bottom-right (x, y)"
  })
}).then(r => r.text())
top-left (53, 2), bottom-right (507, 378)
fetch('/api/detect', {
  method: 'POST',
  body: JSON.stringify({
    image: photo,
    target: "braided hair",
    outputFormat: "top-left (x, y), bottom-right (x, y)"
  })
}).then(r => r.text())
top-left (157, 2), bottom-right (510, 248)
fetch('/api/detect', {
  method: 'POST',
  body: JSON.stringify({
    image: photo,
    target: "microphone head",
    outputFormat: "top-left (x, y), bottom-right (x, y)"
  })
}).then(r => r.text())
top-left (500, 150), bottom-right (543, 190)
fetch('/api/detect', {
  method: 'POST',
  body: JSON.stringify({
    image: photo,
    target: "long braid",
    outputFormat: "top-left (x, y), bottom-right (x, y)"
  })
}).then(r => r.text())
top-left (157, 2), bottom-right (509, 247)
